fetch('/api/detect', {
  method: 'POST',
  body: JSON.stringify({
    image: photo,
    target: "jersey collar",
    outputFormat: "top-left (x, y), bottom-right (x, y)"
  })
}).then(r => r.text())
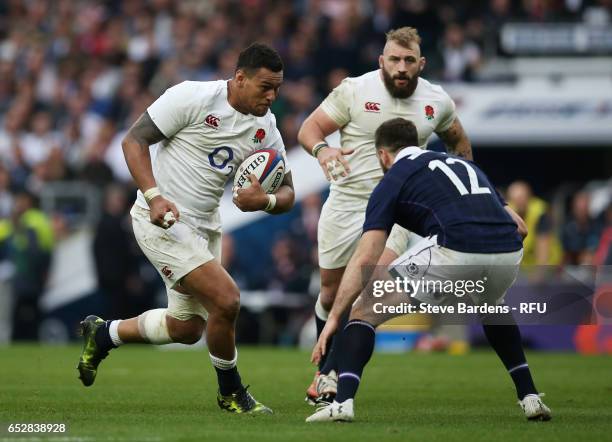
top-left (393, 146), bottom-right (422, 164)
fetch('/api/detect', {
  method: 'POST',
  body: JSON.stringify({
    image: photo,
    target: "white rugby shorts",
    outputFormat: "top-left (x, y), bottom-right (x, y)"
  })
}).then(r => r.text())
top-left (130, 204), bottom-right (221, 321)
top-left (389, 235), bottom-right (523, 306)
top-left (318, 198), bottom-right (414, 269)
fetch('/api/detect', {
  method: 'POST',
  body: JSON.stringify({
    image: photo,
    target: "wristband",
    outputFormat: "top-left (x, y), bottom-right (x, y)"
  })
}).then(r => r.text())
top-left (143, 187), bottom-right (161, 204)
top-left (264, 194), bottom-right (277, 212)
top-left (311, 142), bottom-right (329, 158)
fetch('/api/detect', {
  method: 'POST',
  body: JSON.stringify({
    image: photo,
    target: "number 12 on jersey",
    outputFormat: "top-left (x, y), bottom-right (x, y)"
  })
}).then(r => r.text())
top-left (428, 158), bottom-right (491, 196)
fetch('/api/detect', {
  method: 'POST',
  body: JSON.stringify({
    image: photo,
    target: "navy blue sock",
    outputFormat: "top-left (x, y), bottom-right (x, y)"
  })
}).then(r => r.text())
top-left (94, 320), bottom-right (117, 352)
top-left (215, 366), bottom-right (243, 396)
top-left (481, 312), bottom-right (538, 399)
top-left (335, 320), bottom-right (376, 403)
top-left (320, 313), bottom-right (349, 375)
top-left (315, 313), bottom-right (329, 371)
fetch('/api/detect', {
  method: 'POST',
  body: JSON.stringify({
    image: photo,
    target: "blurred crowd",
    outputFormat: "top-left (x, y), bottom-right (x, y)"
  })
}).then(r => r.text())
top-left (504, 180), bottom-right (611, 267)
top-left (0, 0), bottom-right (611, 341)
top-left (2, 0), bottom-right (612, 182)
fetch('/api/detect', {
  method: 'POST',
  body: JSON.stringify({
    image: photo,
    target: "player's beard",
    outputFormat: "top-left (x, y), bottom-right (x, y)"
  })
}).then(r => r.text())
top-left (378, 156), bottom-right (389, 174)
top-left (252, 102), bottom-right (270, 117)
top-left (381, 66), bottom-right (419, 99)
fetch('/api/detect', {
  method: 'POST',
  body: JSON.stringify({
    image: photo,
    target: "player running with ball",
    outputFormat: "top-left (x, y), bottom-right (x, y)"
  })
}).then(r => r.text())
top-left (76, 43), bottom-right (294, 414)
top-left (298, 27), bottom-right (473, 404)
top-left (306, 118), bottom-right (551, 423)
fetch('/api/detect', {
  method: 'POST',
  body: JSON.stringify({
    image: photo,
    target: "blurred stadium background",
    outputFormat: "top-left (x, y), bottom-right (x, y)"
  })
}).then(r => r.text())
top-left (0, 0), bottom-right (610, 355)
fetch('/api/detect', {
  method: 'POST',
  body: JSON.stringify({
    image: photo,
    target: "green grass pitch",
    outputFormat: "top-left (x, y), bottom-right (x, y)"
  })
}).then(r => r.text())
top-left (1, 345), bottom-right (610, 441)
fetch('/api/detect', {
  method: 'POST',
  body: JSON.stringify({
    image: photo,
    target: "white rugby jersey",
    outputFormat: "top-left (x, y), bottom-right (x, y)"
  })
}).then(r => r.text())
top-left (320, 70), bottom-right (456, 210)
top-left (134, 80), bottom-right (289, 231)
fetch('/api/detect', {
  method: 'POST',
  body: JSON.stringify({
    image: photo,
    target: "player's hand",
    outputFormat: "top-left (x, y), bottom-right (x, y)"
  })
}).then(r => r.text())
top-left (148, 196), bottom-right (180, 229)
top-left (311, 316), bottom-right (339, 365)
top-left (317, 146), bottom-right (354, 182)
top-left (233, 174), bottom-right (268, 212)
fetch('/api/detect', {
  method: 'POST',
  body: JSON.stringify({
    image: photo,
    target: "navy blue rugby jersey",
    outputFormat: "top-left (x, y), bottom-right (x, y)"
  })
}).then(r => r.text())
top-left (363, 146), bottom-right (523, 253)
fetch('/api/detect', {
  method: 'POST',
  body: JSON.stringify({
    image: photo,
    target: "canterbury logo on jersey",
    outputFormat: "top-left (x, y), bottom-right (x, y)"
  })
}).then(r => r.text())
top-left (364, 102), bottom-right (381, 112)
top-left (204, 114), bottom-right (220, 128)
top-left (161, 266), bottom-right (174, 278)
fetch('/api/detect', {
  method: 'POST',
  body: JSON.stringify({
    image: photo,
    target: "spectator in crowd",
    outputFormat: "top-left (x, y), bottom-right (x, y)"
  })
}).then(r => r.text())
top-left (284, 35), bottom-right (316, 82)
top-left (522, 0), bottom-right (570, 21)
top-left (297, 193), bottom-right (322, 246)
top-left (561, 191), bottom-right (604, 265)
top-left (507, 181), bottom-right (562, 266)
top-left (394, 0), bottom-right (444, 59)
top-left (593, 203), bottom-right (612, 266)
top-left (269, 235), bottom-right (312, 293)
top-left (0, 163), bottom-right (14, 218)
top-left (0, 190), bottom-right (53, 340)
top-left (441, 22), bottom-right (482, 82)
top-left (583, 0), bottom-right (612, 25)
top-left (316, 16), bottom-right (362, 79)
top-left (0, 107), bottom-right (21, 170)
top-left (93, 184), bottom-right (150, 319)
top-left (358, 0), bottom-right (396, 68)
top-left (221, 233), bottom-right (249, 290)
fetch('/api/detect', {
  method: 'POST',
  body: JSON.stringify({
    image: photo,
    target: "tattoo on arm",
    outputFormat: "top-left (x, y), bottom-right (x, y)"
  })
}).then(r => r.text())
top-left (126, 112), bottom-right (167, 147)
top-left (437, 118), bottom-right (473, 160)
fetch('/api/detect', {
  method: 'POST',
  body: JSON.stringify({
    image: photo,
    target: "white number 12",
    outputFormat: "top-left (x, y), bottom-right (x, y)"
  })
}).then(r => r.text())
top-left (428, 158), bottom-right (491, 196)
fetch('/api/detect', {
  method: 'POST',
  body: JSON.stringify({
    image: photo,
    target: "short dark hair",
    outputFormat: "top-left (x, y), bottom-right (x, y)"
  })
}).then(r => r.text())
top-left (236, 43), bottom-right (283, 75)
top-left (375, 118), bottom-right (419, 152)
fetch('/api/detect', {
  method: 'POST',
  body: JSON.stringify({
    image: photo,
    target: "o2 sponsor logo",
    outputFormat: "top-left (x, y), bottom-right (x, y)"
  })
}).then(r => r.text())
top-left (208, 146), bottom-right (234, 176)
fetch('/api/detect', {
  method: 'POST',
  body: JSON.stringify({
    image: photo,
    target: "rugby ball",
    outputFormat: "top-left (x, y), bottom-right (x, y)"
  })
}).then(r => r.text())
top-left (233, 149), bottom-right (285, 194)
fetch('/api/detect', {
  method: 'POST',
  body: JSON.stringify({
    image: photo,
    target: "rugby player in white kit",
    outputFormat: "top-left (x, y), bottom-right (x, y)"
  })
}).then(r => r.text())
top-left (297, 27), bottom-right (473, 403)
top-left (76, 43), bottom-right (294, 414)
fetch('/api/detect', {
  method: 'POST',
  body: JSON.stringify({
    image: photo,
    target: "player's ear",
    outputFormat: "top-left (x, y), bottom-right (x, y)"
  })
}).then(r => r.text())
top-left (419, 57), bottom-right (426, 72)
top-left (378, 55), bottom-right (384, 70)
top-left (235, 69), bottom-right (247, 87)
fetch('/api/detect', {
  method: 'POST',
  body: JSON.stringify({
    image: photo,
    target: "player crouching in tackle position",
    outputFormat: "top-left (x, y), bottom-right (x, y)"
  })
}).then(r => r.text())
top-left (306, 118), bottom-right (551, 423)
top-left (76, 43), bottom-right (294, 414)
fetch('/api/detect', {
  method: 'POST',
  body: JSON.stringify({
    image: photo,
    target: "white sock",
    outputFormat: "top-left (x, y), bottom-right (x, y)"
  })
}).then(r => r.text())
top-left (137, 308), bottom-right (173, 344)
top-left (209, 348), bottom-right (238, 370)
top-left (109, 320), bottom-right (123, 346)
top-left (315, 294), bottom-right (329, 321)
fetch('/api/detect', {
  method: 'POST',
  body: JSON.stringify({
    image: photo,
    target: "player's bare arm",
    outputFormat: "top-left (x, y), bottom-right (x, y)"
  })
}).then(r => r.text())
top-left (297, 107), bottom-right (354, 181)
top-left (267, 171), bottom-right (295, 214)
top-left (122, 111), bottom-right (179, 228)
top-left (311, 230), bottom-right (387, 363)
top-left (437, 117), bottom-right (473, 160)
top-left (233, 171), bottom-right (295, 214)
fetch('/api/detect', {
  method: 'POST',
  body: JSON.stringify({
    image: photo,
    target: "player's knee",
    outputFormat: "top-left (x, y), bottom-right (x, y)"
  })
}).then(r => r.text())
top-left (349, 303), bottom-right (367, 322)
top-left (167, 317), bottom-right (204, 344)
top-left (320, 274), bottom-right (341, 310)
top-left (319, 291), bottom-right (335, 311)
top-left (213, 288), bottom-right (240, 321)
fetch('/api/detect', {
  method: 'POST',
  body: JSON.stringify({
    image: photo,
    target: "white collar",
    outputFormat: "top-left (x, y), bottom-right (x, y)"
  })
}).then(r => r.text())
top-left (393, 146), bottom-right (423, 164)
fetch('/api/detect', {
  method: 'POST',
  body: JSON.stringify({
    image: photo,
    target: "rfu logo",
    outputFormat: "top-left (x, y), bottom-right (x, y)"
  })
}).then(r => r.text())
top-left (205, 114), bottom-right (220, 129)
top-left (364, 102), bottom-right (381, 112)
top-left (161, 266), bottom-right (173, 278)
